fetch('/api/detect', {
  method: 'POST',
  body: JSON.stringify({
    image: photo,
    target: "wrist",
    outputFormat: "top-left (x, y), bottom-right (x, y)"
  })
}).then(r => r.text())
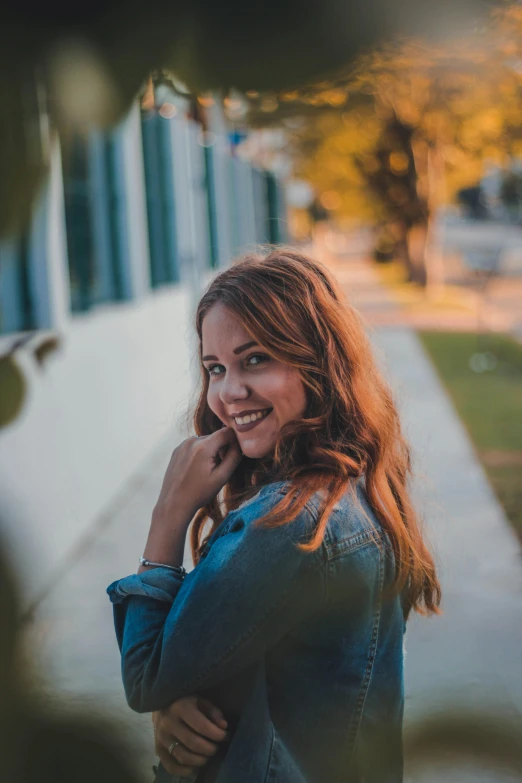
top-left (139, 556), bottom-right (186, 576)
top-left (141, 520), bottom-right (188, 572)
top-left (152, 502), bottom-right (195, 529)
top-left (142, 535), bottom-right (185, 567)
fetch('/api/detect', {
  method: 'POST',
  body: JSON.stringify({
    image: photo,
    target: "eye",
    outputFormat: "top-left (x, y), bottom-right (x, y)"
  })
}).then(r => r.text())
top-left (207, 364), bottom-right (225, 377)
top-left (246, 353), bottom-right (270, 367)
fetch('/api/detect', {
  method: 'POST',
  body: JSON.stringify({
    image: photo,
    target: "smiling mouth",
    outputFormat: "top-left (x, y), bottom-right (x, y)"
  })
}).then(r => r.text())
top-left (233, 408), bottom-right (273, 432)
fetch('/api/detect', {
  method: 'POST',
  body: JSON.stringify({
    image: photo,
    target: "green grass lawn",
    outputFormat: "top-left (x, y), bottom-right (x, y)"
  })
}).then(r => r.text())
top-left (418, 331), bottom-right (522, 538)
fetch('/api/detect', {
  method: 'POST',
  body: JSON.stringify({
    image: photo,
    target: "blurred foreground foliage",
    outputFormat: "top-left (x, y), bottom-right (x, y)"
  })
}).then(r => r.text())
top-left (1, 528), bottom-right (522, 783)
top-left (0, 0), bottom-right (498, 237)
top-left (0, 334), bottom-right (60, 430)
top-left (0, 356), bottom-right (26, 430)
top-left (0, 537), bottom-right (142, 783)
top-left (405, 713), bottom-right (522, 778)
top-left (248, 4), bottom-right (522, 286)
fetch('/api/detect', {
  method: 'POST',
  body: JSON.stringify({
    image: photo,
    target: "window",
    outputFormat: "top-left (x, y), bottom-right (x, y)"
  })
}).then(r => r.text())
top-left (266, 172), bottom-right (288, 244)
top-left (62, 135), bottom-right (95, 312)
top-left (0, 233), bottom-right (35, 334)
top-left (62, 132), bottom-right (125, 312)
top-left (204, 145), bottom-right (219, 268)
top-left (252, 168), bottom-right (270, 244)
top-left (141, 111), bottom-right (179, 286)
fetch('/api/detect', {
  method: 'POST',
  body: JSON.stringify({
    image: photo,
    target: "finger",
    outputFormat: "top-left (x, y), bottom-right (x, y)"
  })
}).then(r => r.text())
top-left (206, 426), bottom-right (237, 448)
top-left (213, 440), bottom-right (242, 478)
top-left (172, 720), bottom-right (220, 757)
top-left (197, 696), bottom-right (228, 730)
top-left (182, 700), bottom-right (229, 743)
top-left (155, 721), bottom-right (182, 757)
top-left (157, 747), bottom-right (197, 778)
top-left (162, 740), bottom-right (212, 769)
top-left (156, 698), bottom-right (226, 755)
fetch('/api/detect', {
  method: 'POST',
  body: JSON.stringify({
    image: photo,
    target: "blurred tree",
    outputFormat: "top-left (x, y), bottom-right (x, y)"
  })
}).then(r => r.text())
top-left (346, 39), bottom-right (522, 288)
top-left (499, 170), bottom-right (522, 221)
top-left (255, 30), bottom-right (522, 288)
top-left (0, 0), bottom-right (499, 237)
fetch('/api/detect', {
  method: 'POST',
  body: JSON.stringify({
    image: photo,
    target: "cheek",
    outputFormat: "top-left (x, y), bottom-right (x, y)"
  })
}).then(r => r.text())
top-left (207, 385), bottom-right (224, 419)
top-left (269, 370), bottom-right (307, 419)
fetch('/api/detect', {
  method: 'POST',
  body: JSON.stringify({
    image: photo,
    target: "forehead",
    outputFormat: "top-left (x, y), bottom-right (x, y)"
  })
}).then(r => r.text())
top-left (201, 303), bottom-right (253, 355)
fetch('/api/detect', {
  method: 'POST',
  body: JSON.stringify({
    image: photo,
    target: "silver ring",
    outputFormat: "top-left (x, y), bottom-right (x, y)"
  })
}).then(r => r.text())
top-left (168, 740), bottom-right (181, 756)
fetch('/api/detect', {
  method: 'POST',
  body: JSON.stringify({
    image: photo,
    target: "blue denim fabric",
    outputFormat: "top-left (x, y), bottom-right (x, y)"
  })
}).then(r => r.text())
top-left (107, 479), bottom-right (406, 783)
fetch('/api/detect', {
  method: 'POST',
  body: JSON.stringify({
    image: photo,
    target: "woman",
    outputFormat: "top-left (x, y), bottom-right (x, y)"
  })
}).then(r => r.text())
top-left (107, 249), bottom-right (441, 783)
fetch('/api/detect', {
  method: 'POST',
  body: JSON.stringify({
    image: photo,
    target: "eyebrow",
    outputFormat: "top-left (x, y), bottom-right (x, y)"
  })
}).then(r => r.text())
top-left (202, 340), bottom-right (258, 362)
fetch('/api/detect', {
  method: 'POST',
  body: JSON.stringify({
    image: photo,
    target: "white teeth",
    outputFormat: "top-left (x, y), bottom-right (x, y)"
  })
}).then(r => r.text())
top-left (235, 410), bottom-right (267, 425)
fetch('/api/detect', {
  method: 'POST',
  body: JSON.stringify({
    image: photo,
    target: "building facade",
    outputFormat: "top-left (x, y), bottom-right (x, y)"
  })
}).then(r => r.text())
top-left (0, 91), bottom-right (288, 601)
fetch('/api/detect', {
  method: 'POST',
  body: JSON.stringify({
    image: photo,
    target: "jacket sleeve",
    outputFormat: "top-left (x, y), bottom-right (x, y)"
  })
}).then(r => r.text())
top-left (106, 494), bottom-right (325, 713)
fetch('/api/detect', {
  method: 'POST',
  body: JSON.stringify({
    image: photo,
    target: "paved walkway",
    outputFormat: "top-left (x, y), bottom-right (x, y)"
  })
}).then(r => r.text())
top-left (24, 249), bottom-right (522, 780)
top-left (321, 224), bottom-right (522, 340)
top-left (323, 247), bottom-right (522, 780)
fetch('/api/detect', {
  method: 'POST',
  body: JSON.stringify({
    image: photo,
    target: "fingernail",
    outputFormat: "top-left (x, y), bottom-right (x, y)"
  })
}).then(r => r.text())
top-left (220, 719), bottom-right (228, 728)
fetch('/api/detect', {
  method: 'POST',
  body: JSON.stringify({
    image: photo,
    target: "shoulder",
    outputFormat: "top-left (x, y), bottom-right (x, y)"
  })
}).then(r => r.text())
top-left (230, 481), bottom-right (318, 543)
top-left (319, 478), bottom-right (387, 558)
top-left (200, 482), bottom-right (324, 567)
top-left (217, 478), bottom-right (383, 557)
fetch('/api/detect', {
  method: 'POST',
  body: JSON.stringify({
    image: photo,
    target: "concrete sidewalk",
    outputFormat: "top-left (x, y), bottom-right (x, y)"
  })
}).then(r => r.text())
top-left (330, 248), bottom-right (522, 713)
top-left (25, 253), bottom-right (522, 779)
top-left (331, 250), bottom-right (522, 779)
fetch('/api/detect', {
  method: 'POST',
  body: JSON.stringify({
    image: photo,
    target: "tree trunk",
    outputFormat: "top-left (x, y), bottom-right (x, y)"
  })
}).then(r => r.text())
top-left (410, 137), bottom-right (446, 295)
top-left (388, 220), bottom-right (418, 283)
top-left (394, 233), bottom-right (414, 280)
top-left (406, 222), bottom-right (428, 286)
top-left (424, 144), bottom-right (446, 300)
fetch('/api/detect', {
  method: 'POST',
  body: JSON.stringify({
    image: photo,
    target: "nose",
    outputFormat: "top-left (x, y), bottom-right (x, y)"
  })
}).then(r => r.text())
top-left (219, 368), bottom-right (250, 406)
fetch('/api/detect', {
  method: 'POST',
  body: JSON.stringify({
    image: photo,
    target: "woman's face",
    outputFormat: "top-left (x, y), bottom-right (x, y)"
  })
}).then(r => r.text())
top-left (201, 303), bottom-right (307, 459)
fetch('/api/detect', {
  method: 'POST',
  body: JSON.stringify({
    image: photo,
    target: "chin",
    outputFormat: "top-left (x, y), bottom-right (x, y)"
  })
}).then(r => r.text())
top-left (240, 438), bottom-right (274, 460)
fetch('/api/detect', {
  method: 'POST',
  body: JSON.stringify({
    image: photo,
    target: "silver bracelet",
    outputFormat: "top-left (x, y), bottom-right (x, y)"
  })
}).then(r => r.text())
top-left (139, 556), bottom-right (186, 577)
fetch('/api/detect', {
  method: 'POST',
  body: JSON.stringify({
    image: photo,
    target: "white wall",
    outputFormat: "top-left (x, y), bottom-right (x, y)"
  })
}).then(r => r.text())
top-left (0, 95), bottom-right (286, 607)
top-left (0, 285), bottom-right (198, 602)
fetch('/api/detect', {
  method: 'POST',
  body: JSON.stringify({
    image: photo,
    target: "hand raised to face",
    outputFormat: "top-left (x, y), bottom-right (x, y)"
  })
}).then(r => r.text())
top-left (153, 427), bottom-right (243, 526)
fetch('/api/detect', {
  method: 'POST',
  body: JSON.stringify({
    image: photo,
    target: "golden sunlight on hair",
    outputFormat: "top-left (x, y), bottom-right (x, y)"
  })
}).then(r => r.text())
top-left (192, 248), bottom-right (440, 617)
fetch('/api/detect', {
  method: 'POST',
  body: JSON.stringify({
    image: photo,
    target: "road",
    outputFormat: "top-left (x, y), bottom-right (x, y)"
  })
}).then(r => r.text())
top-left (441, 216), bottom-right (522, 274)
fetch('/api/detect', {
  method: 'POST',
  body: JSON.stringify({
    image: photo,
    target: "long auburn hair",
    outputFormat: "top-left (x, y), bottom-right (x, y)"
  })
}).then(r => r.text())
top-left (190, 248), bottom-right (441, 616)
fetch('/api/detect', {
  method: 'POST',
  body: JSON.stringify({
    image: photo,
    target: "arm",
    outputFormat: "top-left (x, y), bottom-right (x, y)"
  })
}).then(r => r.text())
top-left (107, 494), bottom-right (325, 713)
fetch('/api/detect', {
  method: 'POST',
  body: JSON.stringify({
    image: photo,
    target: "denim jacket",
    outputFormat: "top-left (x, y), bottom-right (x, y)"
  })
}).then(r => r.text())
top-left (107, 480), bottom-right (406, 783)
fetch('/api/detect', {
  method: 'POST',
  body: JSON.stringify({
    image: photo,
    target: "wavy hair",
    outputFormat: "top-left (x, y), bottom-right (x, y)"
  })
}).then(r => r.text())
top-left (190, 248), bottom-right (440, 616)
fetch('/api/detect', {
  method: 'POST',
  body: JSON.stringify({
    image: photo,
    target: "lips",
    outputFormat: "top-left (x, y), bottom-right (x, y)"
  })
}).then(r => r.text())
top-left (232, 407), bottom-right (273, 433)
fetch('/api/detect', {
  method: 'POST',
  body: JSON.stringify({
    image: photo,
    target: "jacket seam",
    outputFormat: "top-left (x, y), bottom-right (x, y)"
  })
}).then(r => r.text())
top-left (327, 533), bottom-right (384, 565)
top-left (346, 543), bottom-right (385, 766)
top-left (326, 528), bottom-right (384, 560)
top-left (265, 725), bottom-right (276, 783)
